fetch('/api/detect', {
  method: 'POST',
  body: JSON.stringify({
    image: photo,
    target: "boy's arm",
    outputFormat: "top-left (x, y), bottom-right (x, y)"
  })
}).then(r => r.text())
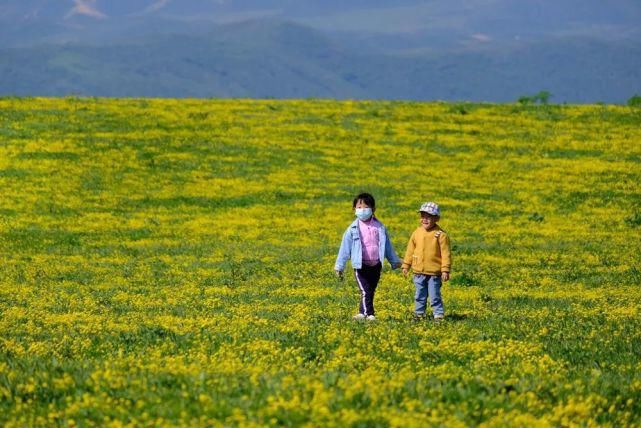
top-left (440, 232), bottom-right (452, 279)
top-left (401, 231), bottom-right (416, 270)
top-left (334, 228), bottom-right (352, 273)
top-left (384, 228), bottom-right (402, 268)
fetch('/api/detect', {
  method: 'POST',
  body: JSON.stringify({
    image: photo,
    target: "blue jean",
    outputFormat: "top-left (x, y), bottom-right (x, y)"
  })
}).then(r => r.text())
top-left (413, 274), bottom-right (444, 317)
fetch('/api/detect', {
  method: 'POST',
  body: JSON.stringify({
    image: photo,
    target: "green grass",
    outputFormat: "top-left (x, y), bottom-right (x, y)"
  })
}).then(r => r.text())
top-left (0, 98), bottom-right (640, 426)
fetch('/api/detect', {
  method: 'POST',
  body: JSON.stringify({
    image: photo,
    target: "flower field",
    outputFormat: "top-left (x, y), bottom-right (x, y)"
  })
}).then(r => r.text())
top-left (1, 97), bottom-right (640, 426)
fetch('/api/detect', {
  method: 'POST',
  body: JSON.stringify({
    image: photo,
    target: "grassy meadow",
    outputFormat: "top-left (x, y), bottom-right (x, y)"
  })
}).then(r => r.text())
top-left (0, 97), bottom-right (640, 426)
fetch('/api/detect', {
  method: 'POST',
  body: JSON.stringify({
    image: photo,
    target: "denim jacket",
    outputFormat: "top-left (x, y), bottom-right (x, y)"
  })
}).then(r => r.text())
top-left (334, 218), bottom-right (402, 271)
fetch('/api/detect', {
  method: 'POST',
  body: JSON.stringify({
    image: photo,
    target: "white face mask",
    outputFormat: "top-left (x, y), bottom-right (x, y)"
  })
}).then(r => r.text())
top-left (355, 208), bottom-right (373, 221)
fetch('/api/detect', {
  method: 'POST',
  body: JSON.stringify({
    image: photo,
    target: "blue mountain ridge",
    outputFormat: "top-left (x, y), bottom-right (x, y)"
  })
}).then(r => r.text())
top-left (1, 1), bottom-right (639, 101)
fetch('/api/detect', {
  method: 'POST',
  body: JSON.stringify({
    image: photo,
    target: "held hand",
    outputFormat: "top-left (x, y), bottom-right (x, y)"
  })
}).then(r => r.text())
top-left (392, 262), bottom-right (402, 270)
top-left (442, 272), bottom-right (450, 282)
top-left (402, 268), bottom-right (409, 278)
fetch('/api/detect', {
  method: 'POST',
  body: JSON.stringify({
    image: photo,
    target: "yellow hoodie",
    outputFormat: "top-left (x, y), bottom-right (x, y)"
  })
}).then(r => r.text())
top-left (402, 225), bottom-right (451, 275)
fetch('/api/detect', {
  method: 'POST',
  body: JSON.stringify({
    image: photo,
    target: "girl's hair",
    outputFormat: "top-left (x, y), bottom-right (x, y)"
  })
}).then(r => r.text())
top-left (353, 192), bottom-right (375, 210)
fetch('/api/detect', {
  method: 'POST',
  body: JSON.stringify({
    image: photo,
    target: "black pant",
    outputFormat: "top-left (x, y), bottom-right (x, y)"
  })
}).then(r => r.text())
top-left (354, 262), bottom-right (382, 316)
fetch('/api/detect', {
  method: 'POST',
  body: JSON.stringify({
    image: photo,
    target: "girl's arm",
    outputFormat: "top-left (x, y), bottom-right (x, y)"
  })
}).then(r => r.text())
top-left (384, 228), bottom-right (402, 268)
top-left (334, 228), bottom-right (352, 272)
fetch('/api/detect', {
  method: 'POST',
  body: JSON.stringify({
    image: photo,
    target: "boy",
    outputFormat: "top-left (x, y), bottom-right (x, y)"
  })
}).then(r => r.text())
top-left (402, 202), bottom-right (451, 321)
top-left (335, 192), bottom-right (402, 321)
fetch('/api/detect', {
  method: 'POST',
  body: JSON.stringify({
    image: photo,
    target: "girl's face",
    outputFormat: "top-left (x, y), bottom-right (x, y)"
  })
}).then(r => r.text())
top-left (354, 199), bottom-right (375, 221)
top-left (354, 200), bottom-right (373, 210)
top-left (420, 212), bottom-right (438, 230)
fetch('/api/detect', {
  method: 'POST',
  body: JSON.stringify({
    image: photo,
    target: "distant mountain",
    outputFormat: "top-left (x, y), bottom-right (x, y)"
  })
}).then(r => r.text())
top-left (2, 0), bottom-right (640, 49)
top-left (0, 1), bottom-right (640, 101)
top-left (0, 0), bottom-right (422, 21)
top-left (1, 20), bottom-right (639, 102)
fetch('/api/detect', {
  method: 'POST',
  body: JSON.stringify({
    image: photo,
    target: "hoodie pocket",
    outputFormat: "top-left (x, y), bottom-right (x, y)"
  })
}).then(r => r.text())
top-left (412, 253), bottom-right (423, 270)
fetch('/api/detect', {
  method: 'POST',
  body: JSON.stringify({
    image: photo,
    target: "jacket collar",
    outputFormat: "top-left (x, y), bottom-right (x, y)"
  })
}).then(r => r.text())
top-left (350, 216), bottom-right (381, 228)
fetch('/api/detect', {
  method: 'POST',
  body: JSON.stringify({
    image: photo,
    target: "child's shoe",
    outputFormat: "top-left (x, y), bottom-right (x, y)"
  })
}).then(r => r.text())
top-left (434, 314), bottom-right (444, 322)
top-left (366, 315), bottom-right (376, 321)
top-left (353, 313), bottom-right (366, 320)
top-left (412, 313), bottom-right (426, 322)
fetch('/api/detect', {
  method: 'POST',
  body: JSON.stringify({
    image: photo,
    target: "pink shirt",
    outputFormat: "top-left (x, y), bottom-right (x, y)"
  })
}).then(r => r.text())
top-left (359, 217), bottom-right (381, 266)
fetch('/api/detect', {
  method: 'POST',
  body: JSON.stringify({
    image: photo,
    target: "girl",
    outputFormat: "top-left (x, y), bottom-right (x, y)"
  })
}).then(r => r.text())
top-left (335, 193), bottom-right (402, 320)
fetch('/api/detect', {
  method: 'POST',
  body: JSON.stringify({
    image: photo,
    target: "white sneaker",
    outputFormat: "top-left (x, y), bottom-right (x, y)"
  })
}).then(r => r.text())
top-left (353, 314), bottom-right (366, 320)
top-left (434, 315), bottom-right (444, 322)
top-left (366, 315), bottom-right (376, 321)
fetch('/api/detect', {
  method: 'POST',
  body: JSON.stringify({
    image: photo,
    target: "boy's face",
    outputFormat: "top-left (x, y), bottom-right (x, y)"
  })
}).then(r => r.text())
top-left (420, 212), bottom-right (438, 230)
